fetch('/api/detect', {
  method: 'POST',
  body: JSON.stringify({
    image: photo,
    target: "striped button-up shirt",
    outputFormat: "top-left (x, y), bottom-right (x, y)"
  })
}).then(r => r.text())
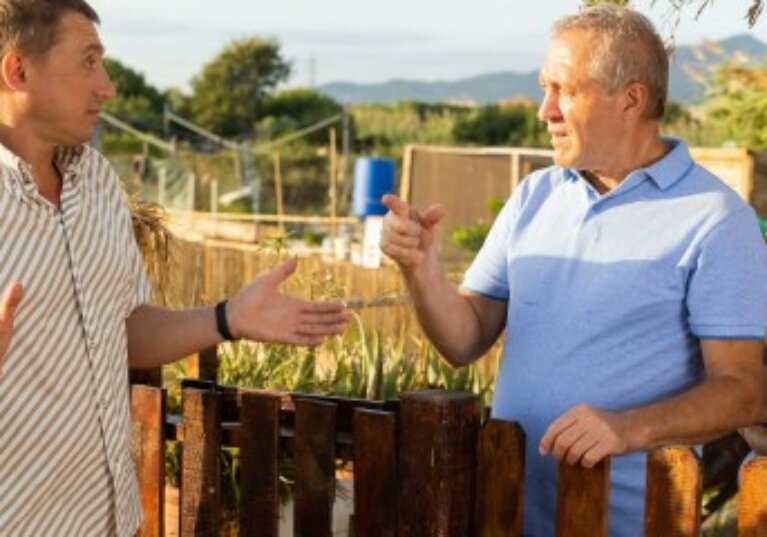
top-left (0, 144), bottom-right (151, 536)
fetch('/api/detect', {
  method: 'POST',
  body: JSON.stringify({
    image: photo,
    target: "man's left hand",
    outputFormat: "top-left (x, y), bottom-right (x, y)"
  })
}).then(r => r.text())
top-left (539, 404), bottom-right (640, 468)
top-left (227, 258), bottom-right (349, 346)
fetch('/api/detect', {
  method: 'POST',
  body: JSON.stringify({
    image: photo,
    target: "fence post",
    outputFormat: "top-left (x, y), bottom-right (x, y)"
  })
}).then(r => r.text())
top-left (644, 447), bottom-right (701, 536)
top-left (129, 367), bottom-right (162, 387)
top-left (353, 409), bottom-right (397, 537)
top-left (238, 389), bottom-right (282, 537)
top-left (130, 385), bottom-right (166, 537)
top-left (555, 458), bottom-right (610, 537)
top-left (294, 398), bottom-right (337, 537)
top-left (475, 420), bottom-right (526, 537)
top-left (180, 387), bottom-right (221, 537)
top-left (397, 390), bottom-right (481, 537)
top-left (198, 345), bottom-right (218, 382)
top-left (738, 456), bottom-right (767, 536)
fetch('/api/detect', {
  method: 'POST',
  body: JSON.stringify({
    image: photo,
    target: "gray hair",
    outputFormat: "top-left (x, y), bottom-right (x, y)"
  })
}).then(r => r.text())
top-left (553, 5), bottom-right (669, 119)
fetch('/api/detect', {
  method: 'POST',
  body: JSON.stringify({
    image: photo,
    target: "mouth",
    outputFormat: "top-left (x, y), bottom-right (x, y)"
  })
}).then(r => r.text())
top-left (548, 130), bottom-right (568, 146)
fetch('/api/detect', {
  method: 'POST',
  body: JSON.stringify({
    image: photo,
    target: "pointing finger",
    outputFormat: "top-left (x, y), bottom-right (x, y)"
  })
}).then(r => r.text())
top-left (382, 194), bottom-right (414, 219)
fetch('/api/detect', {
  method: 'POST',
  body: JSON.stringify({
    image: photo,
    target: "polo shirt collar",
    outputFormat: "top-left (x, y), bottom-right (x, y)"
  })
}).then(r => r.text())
top-left (562, 137), bottom-right (693, 192)
top-left (641, 137), bottom-right (694, 191)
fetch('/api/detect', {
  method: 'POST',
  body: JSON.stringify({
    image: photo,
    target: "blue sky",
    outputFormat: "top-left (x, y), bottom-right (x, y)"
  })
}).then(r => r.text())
top-left (89, 1), bottom-right (766, 91)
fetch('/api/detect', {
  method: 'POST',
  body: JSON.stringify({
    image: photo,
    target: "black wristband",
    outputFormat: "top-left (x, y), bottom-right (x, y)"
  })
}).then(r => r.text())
top-left (215, 300), bottom-right (235, 341)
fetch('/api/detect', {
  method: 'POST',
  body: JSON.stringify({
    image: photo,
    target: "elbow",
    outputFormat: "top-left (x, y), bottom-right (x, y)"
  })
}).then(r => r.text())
top-left (740, 375), bottom-right (766, 425)
top-left (437, 342), bottom-right (482, 369)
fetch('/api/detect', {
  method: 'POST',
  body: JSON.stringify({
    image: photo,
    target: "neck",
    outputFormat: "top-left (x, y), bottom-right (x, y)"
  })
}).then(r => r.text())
top-left (585, 124), bottom-right (669, 195)
top-left (0, 125), bottom-right (57, 170)
top-left (0, 119), bottom-right (62, 208)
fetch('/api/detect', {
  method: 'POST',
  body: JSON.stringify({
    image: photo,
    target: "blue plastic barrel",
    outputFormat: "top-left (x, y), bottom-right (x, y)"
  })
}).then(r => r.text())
top-left (352, 157), bottom-right (395, 219)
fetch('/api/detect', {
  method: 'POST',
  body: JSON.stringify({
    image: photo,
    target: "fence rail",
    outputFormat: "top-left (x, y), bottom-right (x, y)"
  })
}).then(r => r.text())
top-left (130, 380), bottom-right (767, 536)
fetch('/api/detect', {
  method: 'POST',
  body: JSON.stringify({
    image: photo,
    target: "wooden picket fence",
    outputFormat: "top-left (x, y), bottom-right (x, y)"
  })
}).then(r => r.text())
top-left (130, 379), bottom-right (767, 537)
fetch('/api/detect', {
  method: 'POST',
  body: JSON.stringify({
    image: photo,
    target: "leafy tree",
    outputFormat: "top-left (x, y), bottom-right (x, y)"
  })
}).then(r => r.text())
top-left (189, 38), bottom-right (291, 137)
top-left (700, 63), bottom-right (767, 150)
top-left (163, 88), bottom-right (191, 118)
top-left (453, 104), bottom-right (546, 147)
top-left (104, 58), bottom-right (165, 132)
top-left (351, 102), bottom-right (466, 159)
top-left (262, 88), bottom-right (342, 126)
top-left (582, 0), bottom-right (762, 26)
top-left (258, 88), bottom-right (344, 144)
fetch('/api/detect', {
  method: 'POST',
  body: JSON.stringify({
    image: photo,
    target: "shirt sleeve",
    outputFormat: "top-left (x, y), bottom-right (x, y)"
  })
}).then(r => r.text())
top-left (125, 230), bottom-right (152, 317)
top-left (687, 207), bottom-right (767, 339)
top-left (115, 183), bottom-right (153, 317)
top-left (461, 195), bottom-right (516, 301)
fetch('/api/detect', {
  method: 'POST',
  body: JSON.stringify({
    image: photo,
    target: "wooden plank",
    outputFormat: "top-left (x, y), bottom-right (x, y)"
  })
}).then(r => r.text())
top-left (130, 386), bottom-right (166, 537)
top-left (397, 390), bottom-right (481, 537)
top-left (294, 398), bottom-right (337, 537)
top-left (475, 420), bottom-right (526, 537)
top-left (198, 345), bottom-right (218, 382)
top-left (644, 447), bottom-right (701, 536)
top-left (180, 388), bottom-right (221, 537)
top-left (238, 390), bottom-right (282, 537)
top-left (353, 409), bottom-right (397, 537)
top-left (129, 367), bottom-right (162, 387)
top-left (274, 152), bottom-right (285, 234)
top-left (738, 455), bottom-right (767, 537)
top-left (555, 458), bottom-right (610, 537)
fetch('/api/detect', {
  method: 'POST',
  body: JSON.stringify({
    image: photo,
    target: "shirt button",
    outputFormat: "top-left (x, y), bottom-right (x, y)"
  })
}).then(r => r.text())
top-left (88, 336), bottom-right (98, 350)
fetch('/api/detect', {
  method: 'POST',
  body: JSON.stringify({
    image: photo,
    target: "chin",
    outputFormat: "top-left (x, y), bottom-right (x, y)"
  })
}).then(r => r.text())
top-left (552, 152), bottom-right (575, 168)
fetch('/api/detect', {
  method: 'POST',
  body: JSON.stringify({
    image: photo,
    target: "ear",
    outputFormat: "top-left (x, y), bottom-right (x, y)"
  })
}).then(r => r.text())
top-left (1, 51), bottom-right (28, 90)
top-left (622, 81), bottom-right (650, 120)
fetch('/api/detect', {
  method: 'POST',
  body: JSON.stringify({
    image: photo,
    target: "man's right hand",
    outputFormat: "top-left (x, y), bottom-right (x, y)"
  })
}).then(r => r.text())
top-left (380, 194), bottom-right (446, 271)
top-left (0, 281), bottom-right (23, 377)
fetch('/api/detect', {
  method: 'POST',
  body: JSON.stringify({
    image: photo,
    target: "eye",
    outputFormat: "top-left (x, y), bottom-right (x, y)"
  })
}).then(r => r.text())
top-left (83, 55), bottom-right (97, 70)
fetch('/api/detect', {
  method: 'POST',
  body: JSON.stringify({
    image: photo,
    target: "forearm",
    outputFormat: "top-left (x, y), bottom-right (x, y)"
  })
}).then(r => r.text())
top-left (126, 304), bottom-right (222, 369)
top-left (624, 374), bottom-right (762, 449)
top-left (402, 257), bottom-right (499, 366)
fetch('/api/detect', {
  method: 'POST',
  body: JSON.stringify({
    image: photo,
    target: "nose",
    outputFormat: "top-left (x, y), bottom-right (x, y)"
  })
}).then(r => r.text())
top-left (537, 88), bottom-right (560, 123)
top-left (95, 65), bottom-right (116, 102)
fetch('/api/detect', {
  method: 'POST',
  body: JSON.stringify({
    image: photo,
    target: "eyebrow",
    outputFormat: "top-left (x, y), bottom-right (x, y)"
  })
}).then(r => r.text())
top-left (82, 43), bottom-right (105, 56)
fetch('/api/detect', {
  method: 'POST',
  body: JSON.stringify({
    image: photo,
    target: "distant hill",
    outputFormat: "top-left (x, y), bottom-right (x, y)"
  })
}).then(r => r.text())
top-left (318, 34), bottom-right (767, 106)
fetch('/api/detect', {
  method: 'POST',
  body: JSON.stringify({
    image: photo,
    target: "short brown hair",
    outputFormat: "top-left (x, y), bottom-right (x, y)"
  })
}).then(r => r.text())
top-left (0, 0), bottom-right (99, 60)
top-left (553, 5), bottom-right (669, 120)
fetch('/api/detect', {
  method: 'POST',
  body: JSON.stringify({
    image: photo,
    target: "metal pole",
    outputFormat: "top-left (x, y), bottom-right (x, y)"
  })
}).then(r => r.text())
top-left (158, 168), bottom-right (167, 207)
top-left (341, 108), bottom-right (350, 213)
top-left (211, 179), bottom-right (218, 237)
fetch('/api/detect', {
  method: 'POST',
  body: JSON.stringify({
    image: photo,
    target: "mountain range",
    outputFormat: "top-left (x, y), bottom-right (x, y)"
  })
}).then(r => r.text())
top-left (318, 34), bottom-right (767, 106)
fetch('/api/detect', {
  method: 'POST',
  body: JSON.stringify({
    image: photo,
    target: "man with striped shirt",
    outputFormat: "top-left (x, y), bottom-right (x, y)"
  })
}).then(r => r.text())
top-left (0, 1), bottom-right (348, 535)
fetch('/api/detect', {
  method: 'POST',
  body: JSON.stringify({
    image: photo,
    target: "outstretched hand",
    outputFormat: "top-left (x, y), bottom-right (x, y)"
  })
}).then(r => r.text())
top-left (0, 281), bottom-right (23, 377)
top-left (380, 194), bottom-right (446, 271)
top-left (226, 258), bottom-right (348, 346)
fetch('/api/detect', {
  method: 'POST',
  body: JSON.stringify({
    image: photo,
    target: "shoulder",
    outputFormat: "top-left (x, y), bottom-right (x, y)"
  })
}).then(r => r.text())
top-left (673, 162), bottom-right (755, 225)
top-left (79, 145), bottom-right (127, 199)
top-left (500, 165), bottom-right (568, 218)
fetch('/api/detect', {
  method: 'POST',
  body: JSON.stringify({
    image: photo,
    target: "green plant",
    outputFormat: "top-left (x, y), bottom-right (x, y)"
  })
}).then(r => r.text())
top-left (449, 196), bottom-right (505, 255)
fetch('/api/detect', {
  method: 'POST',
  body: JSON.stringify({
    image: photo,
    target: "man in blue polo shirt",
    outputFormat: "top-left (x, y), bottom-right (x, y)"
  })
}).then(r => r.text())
top-left (380, 5), bottom-right (767, 536)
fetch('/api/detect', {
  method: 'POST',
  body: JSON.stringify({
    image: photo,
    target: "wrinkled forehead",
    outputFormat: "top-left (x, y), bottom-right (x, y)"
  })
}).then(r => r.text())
top-left (539, 31), bottom-right (596, 84)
